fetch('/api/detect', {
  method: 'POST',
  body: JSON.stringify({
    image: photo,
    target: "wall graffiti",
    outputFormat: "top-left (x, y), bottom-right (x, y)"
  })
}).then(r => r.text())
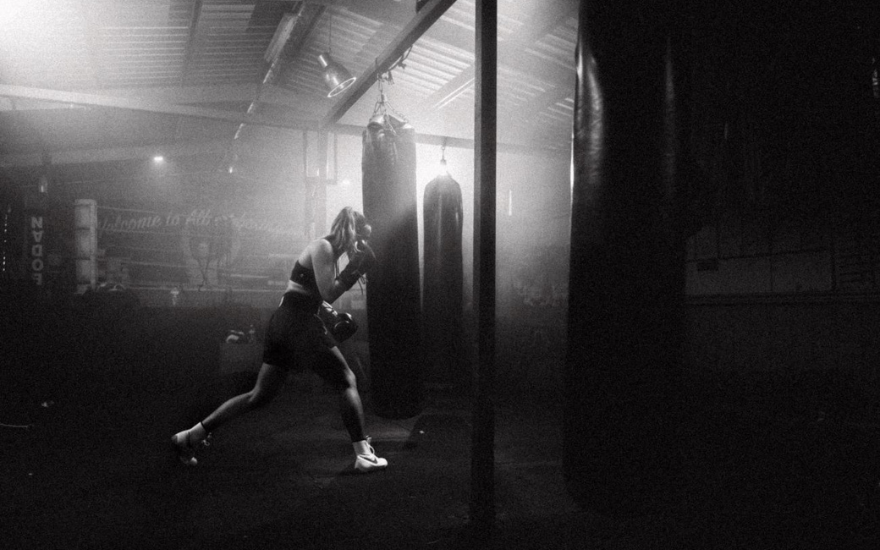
top-left (98, 207), bottom-right (301, 237)
top-left (96, 204), bottom-right (306, 289)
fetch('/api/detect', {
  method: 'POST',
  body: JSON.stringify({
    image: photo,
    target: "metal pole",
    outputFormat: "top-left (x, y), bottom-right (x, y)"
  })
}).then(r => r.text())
top-left (470, 0), bottom-right (497, 538)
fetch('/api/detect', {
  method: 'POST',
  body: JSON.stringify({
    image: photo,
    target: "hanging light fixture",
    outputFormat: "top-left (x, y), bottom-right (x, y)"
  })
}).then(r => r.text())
top-left (319, 53), bottom-right (356, 97)
top-left (318, 14), bottom-right (356, 98)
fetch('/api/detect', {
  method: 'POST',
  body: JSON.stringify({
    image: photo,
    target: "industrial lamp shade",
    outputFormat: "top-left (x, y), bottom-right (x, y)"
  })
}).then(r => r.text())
top-left (318, 52), bottom-right (356, 97)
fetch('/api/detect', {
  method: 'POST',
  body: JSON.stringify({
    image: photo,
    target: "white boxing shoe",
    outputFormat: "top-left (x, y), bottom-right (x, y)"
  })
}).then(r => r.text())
top-left (353, 437), bottom-right (388, 473)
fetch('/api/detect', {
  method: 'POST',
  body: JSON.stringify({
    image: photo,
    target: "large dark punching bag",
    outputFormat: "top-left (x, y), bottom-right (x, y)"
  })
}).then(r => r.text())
top-left (565, 1), bottom-right (686, 516)
top-left (422, 170), bottom-right (465, 388)
top-left (362, 114), bottom-right (423, 418)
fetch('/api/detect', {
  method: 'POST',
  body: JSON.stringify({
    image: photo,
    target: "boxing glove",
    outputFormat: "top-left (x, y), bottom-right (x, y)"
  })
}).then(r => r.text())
top-left (337, 240), bottom-right (376, 289)
top-left (319, 301), bottom-right (358, 343)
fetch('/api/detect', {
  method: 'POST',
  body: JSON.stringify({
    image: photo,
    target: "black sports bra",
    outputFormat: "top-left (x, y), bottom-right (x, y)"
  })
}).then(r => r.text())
top-left (290, 260), bottom-right (320, 295)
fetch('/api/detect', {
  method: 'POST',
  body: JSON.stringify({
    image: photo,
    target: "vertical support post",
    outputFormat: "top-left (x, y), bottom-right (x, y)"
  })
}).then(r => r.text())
top-left (470, 0), bottom-right (497, 536)
top-left (74, 199), bottom-right (97, 294)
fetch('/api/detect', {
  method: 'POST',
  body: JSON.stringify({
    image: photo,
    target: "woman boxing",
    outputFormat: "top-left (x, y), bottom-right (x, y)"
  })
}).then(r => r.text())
top-left (171, 207), bottom-right (386, 473)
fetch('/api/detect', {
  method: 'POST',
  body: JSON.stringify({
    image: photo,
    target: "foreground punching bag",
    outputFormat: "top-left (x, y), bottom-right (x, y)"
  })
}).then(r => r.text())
top-left (422, 169), bottom-right (465, 388)
top-left (362, 114), bottom-right (423, 418)
top-left (565, 1), bottom-right (686, 516)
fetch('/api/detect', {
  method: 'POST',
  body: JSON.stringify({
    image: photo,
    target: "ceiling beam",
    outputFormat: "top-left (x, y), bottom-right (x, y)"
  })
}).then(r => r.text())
top-left (0, 83), bottom-right (311, 111)
top-left (507, 79), bottom-right (575, 124)
top-left (427, 67), bottom-right (475, 112)
top-left (0, 85), bottom-right (320, 131)
top-left (0, 126), bottom-right (567, 169)
top-left (330, 123), bottom-right (567, 158)
top-left (320, 0), bottom-right (458, 127)
top-left (180, 0), bottom-right (205, 88)
top-left (0, 139), bottom-right (229, 169)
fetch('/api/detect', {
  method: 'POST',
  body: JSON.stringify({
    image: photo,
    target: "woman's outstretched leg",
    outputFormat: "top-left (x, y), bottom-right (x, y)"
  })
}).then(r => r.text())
top-left (201, 363), bottom-right (287, 431)
top-left (171, 363), bottom-right (287, 466)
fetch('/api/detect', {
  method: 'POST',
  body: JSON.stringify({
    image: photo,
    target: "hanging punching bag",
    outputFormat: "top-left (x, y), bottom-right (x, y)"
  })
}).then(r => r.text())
top-left (422, 169), bottom-right (465, 388)
top-left (361, 114), bottom-right (423, 419)
top-left (565, 1), bottom-right (686, 516)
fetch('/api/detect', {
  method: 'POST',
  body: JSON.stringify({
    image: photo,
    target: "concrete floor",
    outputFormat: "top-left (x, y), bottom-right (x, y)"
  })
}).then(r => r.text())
top-left (2, 371), bottom-right (576, 550)
top-left (4, 366), bottom-right (880, 549)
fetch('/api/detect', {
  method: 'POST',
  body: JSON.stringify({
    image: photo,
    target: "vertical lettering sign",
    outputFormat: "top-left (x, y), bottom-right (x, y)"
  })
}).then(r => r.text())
top-left (29, 215), bottom-right (44, 286)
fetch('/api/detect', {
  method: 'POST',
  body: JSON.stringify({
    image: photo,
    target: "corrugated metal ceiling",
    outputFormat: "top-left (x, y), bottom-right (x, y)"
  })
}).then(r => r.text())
top-left (0, 0), bottom-right (579, 167)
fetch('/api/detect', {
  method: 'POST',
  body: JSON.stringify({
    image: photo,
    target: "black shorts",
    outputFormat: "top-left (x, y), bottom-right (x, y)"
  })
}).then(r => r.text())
top-left (262, 291), bottom-right (335, 372)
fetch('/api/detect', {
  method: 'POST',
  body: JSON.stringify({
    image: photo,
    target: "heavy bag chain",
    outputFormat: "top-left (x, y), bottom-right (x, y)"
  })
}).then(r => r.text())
top-left (372, 49), bottom-right (411, 124)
